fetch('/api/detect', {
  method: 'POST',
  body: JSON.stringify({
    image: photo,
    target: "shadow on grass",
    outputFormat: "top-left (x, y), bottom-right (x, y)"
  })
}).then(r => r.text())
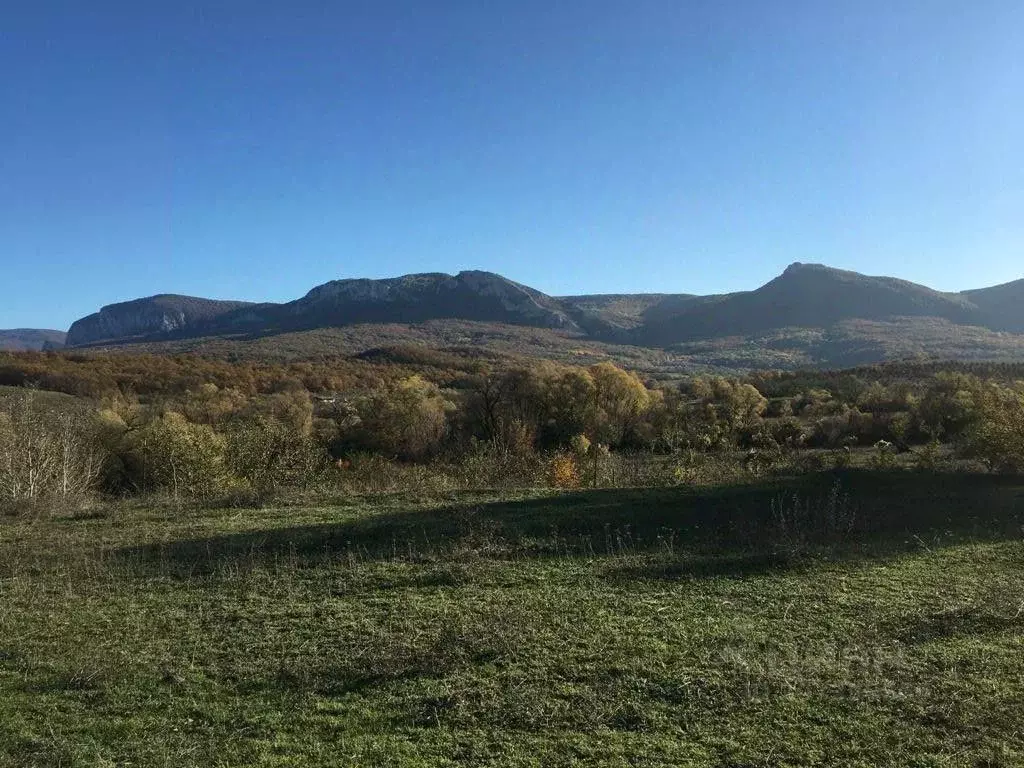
top-left (893, 605), bottom-right (1024, 645)
top-left (115, 471), bottom-right (1024, 580)
top-left (607, 552), bottom-right (813, 582)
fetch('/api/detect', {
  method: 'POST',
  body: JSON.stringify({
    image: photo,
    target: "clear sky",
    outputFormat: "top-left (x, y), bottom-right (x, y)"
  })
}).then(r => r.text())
top-left (2, 1), bottom-right (1022, 330)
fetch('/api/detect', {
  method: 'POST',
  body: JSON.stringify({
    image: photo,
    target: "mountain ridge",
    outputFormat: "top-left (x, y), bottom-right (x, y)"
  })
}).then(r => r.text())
top-left (19, 263), bottom-right (1024, 368)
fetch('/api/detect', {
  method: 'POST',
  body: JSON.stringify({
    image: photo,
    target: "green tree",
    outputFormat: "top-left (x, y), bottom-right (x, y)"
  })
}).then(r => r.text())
top-left (916, 372), bottom-right (983, 441)
top-left (959, 382), bottom-right (1024, 472)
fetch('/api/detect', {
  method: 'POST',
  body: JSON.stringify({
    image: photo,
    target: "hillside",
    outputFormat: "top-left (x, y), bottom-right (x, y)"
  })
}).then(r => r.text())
top-left (962, 278), bottom-right (1024, 332)
top-left (49, 263), bottom-right (1024, 370)
top-left (637, 263), bottom-right (981, 344)
top-left (0, 329), bottom-right (67, 351)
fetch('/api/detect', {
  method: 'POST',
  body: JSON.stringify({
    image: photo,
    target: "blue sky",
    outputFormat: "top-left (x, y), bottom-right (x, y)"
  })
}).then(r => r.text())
top-left (2, 1), bottom-right (1022, 330)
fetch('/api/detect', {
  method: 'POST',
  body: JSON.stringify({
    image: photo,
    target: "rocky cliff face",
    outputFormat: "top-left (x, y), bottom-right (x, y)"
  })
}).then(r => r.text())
top-left (62, 273), bottom-right (579, 347)
top-left (284, 271), bottom-right (578, 330)
top-left (66, 295), bottom-right (253, 346)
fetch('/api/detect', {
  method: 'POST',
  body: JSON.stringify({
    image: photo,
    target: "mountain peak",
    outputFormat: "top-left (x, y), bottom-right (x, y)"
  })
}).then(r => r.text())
top-left (780, 262), bottom-right (845, 278)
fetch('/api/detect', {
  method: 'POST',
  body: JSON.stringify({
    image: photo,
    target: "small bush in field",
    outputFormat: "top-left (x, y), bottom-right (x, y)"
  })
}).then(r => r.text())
top-left (547, 454), bottom-right (581, 489)
top-left (455, 440), bottom-right (547, 489)
top-left (568, 434), bottom-right (611, 487)
top-left (121, 412), bottom-right (230, 500)
top-left (913, 441), bottom-right (944, 471)
top-left (492, 418), bottom-right (537, 458)
top-left (569, 433), bottom-right (591, 457)
top-left (829, 447), bottom-right (852, 470)
top-left (868, 440), bottom-right (897, 470)
top-left (333, 453), bottom-right (458, 495)
top-left (225, 417), bottom-right (328, 496)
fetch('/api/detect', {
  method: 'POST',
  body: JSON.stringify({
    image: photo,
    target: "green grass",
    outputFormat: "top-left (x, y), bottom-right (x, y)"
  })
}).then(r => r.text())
top-left (2, 472), bottom-right (1023, 766)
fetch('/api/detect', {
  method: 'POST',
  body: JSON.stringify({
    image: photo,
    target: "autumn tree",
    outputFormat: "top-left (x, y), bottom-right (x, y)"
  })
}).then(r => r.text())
top-left (352, 376), bottom-right (451, 460)
top-left (587, 362), bottom-right (651, 446)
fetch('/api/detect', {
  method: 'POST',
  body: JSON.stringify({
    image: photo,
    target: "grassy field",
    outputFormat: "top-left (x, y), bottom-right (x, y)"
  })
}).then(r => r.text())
top-left (1, 472), bottom-right (1023, 767)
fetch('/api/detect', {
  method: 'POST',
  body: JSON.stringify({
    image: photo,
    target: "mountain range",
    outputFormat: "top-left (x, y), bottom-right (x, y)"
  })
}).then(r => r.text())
top-left (0, 329), bottom-right (68, 351)
top-left (4, 264), bottom-right (1024, 370)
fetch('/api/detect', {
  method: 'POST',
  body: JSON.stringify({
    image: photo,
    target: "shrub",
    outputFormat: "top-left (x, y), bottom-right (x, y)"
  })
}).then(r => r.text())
top-left (581, 441), bottom-right (611, 488)
top-left (452, 440), bottom-right (547, 489)
top-left (180, 383), bottom-right (248, 426)
top-left (491, 418), bottom-right (538, 458)
top-left (765, 397), bottom-right (794, 418)
top-left (121, 412), bottom-right (230, 500)
top-left (334, 453), bottom-right (457, 495)
top-left (350, 376), bottom-right (451, 461)
top-left (807, 411), bottom-right (855, 448)
top-left (829, 447), bottom-right (853, 470)
top-left (766, 417), bottom-right (805, 448)
top-left (868, 440), bottom-right (898, 470)
top-left (913, 441), bottom-right (945, 471)
top-left (0, 393), bottom-right (105, 512)
top-left (793, 388), bottom-right (840, 416)
top-left (687, 377), bottom-right (768, 440)
top-left (547, 454), bottom-right (581, 489)
top-left (665, 451), bottom-right (750, 486)
top-left (604, 454), bottom-right (686, 488)
top-left (225, 417), bottom-right (329, 496)
top-left (959, 384), bottom-right (1024, 473)
top-left (916, 373), bottom-right (983, 441)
